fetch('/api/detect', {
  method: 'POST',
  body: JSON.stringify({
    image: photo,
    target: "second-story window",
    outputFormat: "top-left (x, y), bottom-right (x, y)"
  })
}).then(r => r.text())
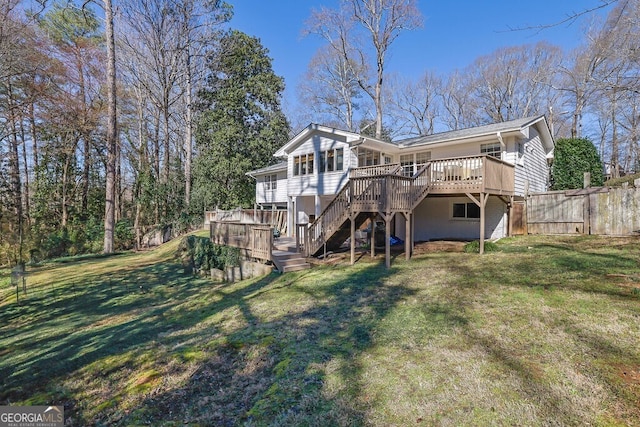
top-left (481, 142), bottom-right (502, 159)
top-left (293, 154), bottom-right (314, 176)
top-left (318, 148), bottom-right (344, 173)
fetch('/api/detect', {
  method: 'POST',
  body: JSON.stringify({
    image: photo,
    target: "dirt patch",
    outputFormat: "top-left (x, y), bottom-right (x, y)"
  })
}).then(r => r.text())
top-left (412, 241), bottom-right (466, 254)
top-left (617, 365), bottom-right (640, 386)
top-left (308, 241), bottom-right (466, 266)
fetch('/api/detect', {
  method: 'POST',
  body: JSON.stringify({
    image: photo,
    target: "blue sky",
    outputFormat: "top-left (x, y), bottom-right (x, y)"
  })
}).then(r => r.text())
top-left (229, 1), bottom-right (614, 115)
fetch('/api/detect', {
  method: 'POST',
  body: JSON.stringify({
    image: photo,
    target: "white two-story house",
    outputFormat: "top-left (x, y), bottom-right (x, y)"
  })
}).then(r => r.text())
top-left (247, 115), bottom-right (554, 261)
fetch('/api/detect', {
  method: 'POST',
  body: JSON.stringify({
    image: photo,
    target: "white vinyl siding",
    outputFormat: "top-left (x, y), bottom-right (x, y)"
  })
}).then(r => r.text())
top-left (514, 129), bottom-right (550, 196)
top-left (255, 170), bottom-right (288, 204)
top-left (287, 135), bottom-right (354, 197)
top-left (402, 196), bottom-right (507, 241)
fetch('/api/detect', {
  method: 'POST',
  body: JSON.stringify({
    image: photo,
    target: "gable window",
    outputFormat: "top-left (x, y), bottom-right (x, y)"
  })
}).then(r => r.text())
top-left (293, 156), bottom-right (300, 176)
top-left (318, 151), bottom-right (326, 173)
top-left (481, 142), bottom-right (502, 159)
top-left (452, 202), bottom-right (480, 219)
top-left (318, 148), bottom-right (344, 173)
top-left (336, 148), bottom-right (344, 171)
top-left (264, 174), bottom-right (277, 190)
top-left (293, 154), bottom-right (314, 176)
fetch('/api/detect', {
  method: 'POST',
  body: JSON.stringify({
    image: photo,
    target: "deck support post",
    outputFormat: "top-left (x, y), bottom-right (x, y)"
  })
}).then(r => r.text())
top-left (479, 193), bottom-right (487, 254)
top-left (466, 192), bottom-right (489, 255)
top-left (384, 213), bottom-right (392, 269)
top-left (411, 211), bottom-right (415, 252)
top-left (403, 212), bottom-right (411, 261)
top-left (350, 214), bottom-right (356, 265)
top-left (370, 215), bottom-right (376, 258)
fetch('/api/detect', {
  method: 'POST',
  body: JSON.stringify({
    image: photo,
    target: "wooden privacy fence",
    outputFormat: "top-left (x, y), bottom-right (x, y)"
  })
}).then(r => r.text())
top-left (210, 222), bottom-right (273, 261)
top-left (526, 186), bottom-right (640, 236)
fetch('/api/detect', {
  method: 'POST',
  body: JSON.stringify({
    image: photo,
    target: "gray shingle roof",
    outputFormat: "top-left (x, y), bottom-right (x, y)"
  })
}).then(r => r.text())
top-left (246, 161), bottom-right (288, 177)
top-left (396, 115), bottom-right (546, 148)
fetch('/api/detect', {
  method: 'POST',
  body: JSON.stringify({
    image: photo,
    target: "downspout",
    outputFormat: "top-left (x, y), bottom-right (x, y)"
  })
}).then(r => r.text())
top-left (496, 131), bottom-right (505, 149)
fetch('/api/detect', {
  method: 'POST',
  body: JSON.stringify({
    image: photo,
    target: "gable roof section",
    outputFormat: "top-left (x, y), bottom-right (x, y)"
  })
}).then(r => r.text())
top-left (273, 123), bottom-right (394, 157)
top-left (397, 115), bottom-right (554, 154)
top-left (246, 161), bottom-right (287, 178)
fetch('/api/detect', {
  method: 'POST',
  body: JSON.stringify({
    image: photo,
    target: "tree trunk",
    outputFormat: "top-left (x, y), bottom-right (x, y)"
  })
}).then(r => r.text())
top-left (103, 0), bottom-right (117, 254)
top-left (134, 84), bottom-right (145, 250)
top-left (610, 88), bottom-right (619, 179)
top-left (61, 147), bottom-right (71, 227)
top-left (7, 80), bottom-right (22, 232)
top-left (77, 50), bottom-right (90, 218)
top-left (28, 101), bottom-right (39, 172)
top-left (375, 65), bottom-right (383, 139)
top-left (19, 113), bottom-right (30, 224)
top-left (184, 47), bottom-right (193, 207)
top-left (153, 111), bottom-right (161, 224)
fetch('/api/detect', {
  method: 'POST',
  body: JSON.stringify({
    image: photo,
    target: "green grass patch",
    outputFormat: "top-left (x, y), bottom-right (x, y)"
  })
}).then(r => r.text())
top-left (1, 234), bottom-right (639, 425)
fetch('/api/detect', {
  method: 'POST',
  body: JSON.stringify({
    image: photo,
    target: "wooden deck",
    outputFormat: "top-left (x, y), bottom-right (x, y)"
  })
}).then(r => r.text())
top-left (303, 155), bottom-right (515, 261)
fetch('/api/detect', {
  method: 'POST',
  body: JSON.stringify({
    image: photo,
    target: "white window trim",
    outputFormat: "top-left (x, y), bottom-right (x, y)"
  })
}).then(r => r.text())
top-left (451, 202), bottom-right (481, 221)
top-left (318, 148), bottom-right (344, 173)
top-left (264, 174), bottom-right (277, 191)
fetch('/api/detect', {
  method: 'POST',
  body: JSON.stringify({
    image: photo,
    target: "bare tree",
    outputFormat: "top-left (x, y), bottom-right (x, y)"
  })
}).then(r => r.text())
top-left (298, 45), bottom-right (363, 131)
top-left (466, 42), bottom-right (562, 124)
top-left (439, 70), bottom-right (481, 130)
top-left (306, 0), bottom-right (422, 139)
top-left (385, 71), bottom-right (440, 137)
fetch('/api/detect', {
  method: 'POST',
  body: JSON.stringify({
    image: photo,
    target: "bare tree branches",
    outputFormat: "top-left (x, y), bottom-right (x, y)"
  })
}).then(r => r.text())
top-left (505, 0), bottom-right (621, 32)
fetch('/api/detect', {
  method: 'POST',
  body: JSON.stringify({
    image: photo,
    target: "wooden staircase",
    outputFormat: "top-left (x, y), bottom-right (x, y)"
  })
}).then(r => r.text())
top-left (303, 163), bottom-right (433, 257)
top-left (271, 237), bottom-right (310, 273)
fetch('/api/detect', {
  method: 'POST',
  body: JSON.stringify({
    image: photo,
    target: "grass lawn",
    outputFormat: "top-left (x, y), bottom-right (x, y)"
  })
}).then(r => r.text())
top-left (1, 233), bottom-right (639, 426)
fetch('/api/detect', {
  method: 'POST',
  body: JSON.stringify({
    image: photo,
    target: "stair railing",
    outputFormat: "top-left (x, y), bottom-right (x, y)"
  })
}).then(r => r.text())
top-left (304, 162), bottom-right (434, 256)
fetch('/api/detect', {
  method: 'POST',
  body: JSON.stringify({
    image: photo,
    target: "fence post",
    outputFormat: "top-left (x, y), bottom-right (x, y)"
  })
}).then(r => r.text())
top-left (583, 172), bottom-right (591, 189)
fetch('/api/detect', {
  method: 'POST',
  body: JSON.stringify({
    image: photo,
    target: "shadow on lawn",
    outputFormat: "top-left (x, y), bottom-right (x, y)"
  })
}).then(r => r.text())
top-left (130, 262), bottom-right (412, 426)
top-left (0, 260), bottom-right (255, 403)
top-left (0, 256), bottom-right (413, 426)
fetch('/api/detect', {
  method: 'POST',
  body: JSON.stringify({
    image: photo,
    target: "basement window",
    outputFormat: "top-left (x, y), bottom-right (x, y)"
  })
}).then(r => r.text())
top-left (452, 202), bottom-right (480, 219)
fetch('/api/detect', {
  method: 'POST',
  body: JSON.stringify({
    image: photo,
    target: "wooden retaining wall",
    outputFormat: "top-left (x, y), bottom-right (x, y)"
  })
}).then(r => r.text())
top-left (526, 186), bottom-right (640, 236)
